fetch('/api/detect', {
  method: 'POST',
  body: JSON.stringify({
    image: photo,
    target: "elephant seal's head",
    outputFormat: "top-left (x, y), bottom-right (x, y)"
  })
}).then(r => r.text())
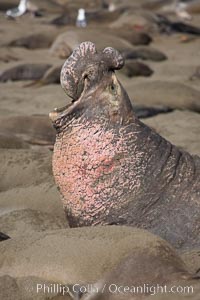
top-left (49, 41), bottom-right (135, 128)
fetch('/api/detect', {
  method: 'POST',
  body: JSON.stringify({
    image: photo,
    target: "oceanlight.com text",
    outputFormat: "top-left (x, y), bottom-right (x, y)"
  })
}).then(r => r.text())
top-left (36, 283), bottom-right (194, 296)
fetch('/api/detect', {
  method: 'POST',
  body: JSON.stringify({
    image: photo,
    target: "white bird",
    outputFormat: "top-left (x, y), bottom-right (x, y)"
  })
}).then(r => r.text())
top-left (108, 3), bottom-right (116, 12)
top-left (175, 1), bottom-right (192, 20)
top-left (76, 8), bottom-right (87, 28)
top-left (157, 0), bottom-right (194, 20)
top-left (6, 0), bottom-right (28, 18)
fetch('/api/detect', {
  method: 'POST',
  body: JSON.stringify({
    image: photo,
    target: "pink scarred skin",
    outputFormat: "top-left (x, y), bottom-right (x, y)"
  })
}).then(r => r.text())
top-left (53, 119), bottom-right (144, 225)
top-left (51, 42), bottom-right (200, 249)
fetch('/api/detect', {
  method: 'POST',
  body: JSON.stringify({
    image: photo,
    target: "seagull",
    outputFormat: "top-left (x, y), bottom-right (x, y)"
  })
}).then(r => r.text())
top-left (76, 8), bottom-right (87, 28)
top-left (160, 0), bottom-right (198, 20)
top-left (6, 0), bottom-right (28, 18)
top-left (175, 1), bottom-right (192, 20)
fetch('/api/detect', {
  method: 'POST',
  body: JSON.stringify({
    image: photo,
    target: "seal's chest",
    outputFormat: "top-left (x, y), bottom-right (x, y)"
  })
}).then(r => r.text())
top-left (52, 121), bottom-right (144, 224)
top-left (52, 123), bottom-right (125, 213)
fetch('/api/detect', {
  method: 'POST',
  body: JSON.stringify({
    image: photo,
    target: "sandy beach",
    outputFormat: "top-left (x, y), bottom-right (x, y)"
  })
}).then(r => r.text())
top-left (0, 0), bottom-right (200, 299)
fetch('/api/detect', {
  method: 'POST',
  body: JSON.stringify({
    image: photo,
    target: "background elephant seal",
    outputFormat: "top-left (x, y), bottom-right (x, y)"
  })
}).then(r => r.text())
top-left (0, 63), bottom-right (51, 82)
top-left (80, 240), bottom-right (198, 300)
top-left (8, 33), bottom-right (55, 49)
top-left (50, 41), bottom-right (200, 250)
top-left (26, 65), bottom-right (62, 87)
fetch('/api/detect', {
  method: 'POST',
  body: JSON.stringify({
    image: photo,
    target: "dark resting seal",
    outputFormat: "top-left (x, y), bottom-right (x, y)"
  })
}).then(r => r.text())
top-left (50, 42), bottom-right (200, 250)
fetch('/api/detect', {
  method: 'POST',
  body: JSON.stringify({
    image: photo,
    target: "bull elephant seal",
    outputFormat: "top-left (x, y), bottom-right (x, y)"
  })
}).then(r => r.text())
top-left (0, 63), bottom-right (51, 82)
top-left (81, 244), bottom-right (198, 300)
top-left (50, 42), bottom-right (200, 250)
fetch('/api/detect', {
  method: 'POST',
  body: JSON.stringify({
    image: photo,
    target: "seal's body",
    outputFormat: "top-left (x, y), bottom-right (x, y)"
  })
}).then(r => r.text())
top-left (50, 42), bottom-right (200, 249)
top-left (81, 240), bottom-right (197, 300)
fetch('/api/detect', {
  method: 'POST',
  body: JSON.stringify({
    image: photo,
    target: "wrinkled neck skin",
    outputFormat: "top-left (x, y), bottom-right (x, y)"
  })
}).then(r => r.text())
top-left (52, 74), bottom-right (199, 249)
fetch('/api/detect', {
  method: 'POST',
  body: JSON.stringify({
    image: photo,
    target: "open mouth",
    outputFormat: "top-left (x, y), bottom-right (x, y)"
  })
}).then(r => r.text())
top-left (49, 98), bottom-right (81, 122)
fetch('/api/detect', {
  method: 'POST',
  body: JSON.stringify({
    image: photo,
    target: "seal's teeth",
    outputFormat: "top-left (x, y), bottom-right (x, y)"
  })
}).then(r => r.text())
top-left (49, 111), bottom-right (58, 122)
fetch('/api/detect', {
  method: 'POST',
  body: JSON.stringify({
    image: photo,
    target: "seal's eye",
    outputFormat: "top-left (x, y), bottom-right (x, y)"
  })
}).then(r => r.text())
top-left (109, 83), bottom-right (117, 95)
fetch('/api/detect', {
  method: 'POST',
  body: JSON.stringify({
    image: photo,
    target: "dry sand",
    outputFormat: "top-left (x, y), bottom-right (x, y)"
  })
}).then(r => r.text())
top-left (0, 1), bottom-right (200, 299)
